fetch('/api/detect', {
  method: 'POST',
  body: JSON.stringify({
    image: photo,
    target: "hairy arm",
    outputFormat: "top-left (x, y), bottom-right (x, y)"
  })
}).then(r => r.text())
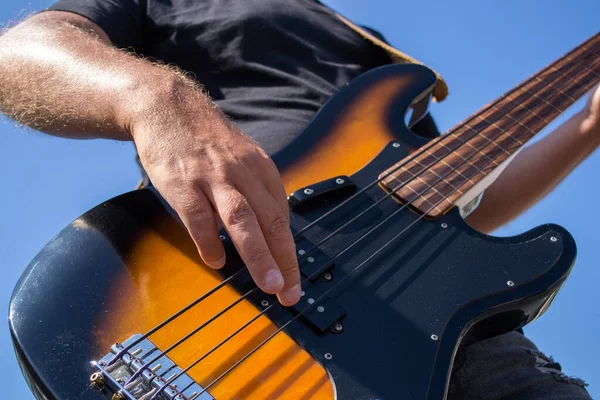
top-left (466, 85), bottom-right (600, 233)
top-left (0, 11), bottom-right (150, 138)
top-left (0, 11), bottom-right (301, 305)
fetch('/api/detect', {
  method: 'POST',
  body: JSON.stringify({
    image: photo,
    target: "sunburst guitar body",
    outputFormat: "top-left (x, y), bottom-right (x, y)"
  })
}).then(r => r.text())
top-left (9, 63), bottom-right (579, 400)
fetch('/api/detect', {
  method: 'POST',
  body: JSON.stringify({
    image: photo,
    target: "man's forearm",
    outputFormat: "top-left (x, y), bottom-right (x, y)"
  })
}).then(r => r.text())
top-left (0, 11), bottom-right (304, 305)
top-left (0, 12), bottom-right (205, 140)
top-left (466, 109), bottom-right (599, 233)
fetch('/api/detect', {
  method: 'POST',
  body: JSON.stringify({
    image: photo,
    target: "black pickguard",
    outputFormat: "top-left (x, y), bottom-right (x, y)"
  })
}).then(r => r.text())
top-left (222, 141), bottom-right (575, 399)
top-left (9, 64), bottom-right (577, 400)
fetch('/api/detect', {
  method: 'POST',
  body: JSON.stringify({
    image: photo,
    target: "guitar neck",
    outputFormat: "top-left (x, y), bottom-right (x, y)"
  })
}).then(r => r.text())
top-left (380, 31), bottom-right (600, 218)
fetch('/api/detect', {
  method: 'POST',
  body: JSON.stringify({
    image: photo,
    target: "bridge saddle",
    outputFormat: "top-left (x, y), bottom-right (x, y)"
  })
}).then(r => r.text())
top-left (90, 334), bottom-right (213, 400)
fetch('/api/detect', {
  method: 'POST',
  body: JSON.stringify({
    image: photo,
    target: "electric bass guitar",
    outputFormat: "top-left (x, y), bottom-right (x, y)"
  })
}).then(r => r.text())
top-left (10, 32), bottom-right (600, 400)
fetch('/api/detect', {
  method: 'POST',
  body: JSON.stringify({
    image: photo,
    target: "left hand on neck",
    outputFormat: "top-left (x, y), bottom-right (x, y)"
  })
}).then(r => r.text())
top-left (581, 83), bottom-right (600, 145)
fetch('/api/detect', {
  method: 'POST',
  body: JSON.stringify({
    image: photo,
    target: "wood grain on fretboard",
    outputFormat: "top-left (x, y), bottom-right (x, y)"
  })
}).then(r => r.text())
top-left (379, 32), bottom-right (600, 218)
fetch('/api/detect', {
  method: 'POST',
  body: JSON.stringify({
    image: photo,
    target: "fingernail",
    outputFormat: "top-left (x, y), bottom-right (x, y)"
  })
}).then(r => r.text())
top-left (202, 253), bottom-right (226, 269)
top-left (281, 284), bottom-right (301, 305)
top-left (263, 269), bottom-right (284, 291)
top-left (209, 256), bottom-right (226, 269)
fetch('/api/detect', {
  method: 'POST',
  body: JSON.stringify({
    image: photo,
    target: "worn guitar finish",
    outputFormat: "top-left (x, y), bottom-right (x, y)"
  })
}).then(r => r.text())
top-left (10, 62), bottom-right (580, 400)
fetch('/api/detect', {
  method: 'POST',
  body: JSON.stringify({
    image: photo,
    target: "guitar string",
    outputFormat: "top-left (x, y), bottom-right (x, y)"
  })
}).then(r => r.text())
top-left (109, 112), bottom-right (489, 366)
top-left (109, 132), bottom-right (455, 366)
top-left (148, 55), bottom-right (600, 398)
top-left (194, 58), bottom-right (600, 390)
top-left (147, 117), bottom-right (523, 399)
top-left (118, 56), bottom-right (600, 385)
top-left (191, 142), bottom-right (524, 397)
top-left (126, 70), bottom-right (553, 384)
top-left (128, 127), bottom-right (494, 386)
top-left (293, 31), bottom-right (600, 240)
top-left (114, 41), bottom-right (600, 367)
top-left (124, 58), bottom-right (600, 400)
top-left (109, 36), bottom-right (600, 367)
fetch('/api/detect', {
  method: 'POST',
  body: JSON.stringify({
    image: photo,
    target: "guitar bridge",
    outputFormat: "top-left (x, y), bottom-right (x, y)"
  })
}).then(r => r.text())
top-left (90, 334), bottom-right (214, 400)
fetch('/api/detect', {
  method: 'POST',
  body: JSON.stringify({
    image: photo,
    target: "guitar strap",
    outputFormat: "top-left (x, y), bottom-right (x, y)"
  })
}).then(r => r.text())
top-left (335, 13), bottom-right (449, 103)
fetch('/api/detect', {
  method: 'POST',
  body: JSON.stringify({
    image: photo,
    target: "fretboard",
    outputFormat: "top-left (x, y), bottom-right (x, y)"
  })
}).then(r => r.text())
top-left (379, 32), bottom-right (600, 218)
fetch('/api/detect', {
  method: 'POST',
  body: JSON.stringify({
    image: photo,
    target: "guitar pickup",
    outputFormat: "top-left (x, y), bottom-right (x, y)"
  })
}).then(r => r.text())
top-left (288, 175), bottom-right (356, 210)
top-left (290, 281), bottom-right (346, 333)
top-left (295, 236), bottom-right (335, 281)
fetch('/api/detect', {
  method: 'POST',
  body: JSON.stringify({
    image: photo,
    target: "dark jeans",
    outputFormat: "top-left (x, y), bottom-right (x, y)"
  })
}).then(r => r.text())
top-left (448, 331), bottom-right (591, 399)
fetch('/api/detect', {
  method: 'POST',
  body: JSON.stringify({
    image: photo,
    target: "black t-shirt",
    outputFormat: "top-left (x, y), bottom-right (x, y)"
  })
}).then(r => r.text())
top-left (48, 0), bottom-right (405, 155)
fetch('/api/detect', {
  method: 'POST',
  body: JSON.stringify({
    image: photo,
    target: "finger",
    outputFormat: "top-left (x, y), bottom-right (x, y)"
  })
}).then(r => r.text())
top-left (174, 187), bottom-right (226, 269)
top-left (211, 184), bottom-right (285, 295)
top-left (260, 156), bottom-right (290, 219)
top-left (243, 185), bottom-right (300, 306)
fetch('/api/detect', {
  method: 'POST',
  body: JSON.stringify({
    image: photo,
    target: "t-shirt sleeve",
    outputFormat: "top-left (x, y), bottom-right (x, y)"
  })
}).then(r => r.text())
top-left (47, 0), bottom-right (144, 50)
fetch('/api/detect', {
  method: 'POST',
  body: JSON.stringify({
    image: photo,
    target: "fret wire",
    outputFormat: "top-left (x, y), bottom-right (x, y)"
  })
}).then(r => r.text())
top-left (459, 137), bottom-right (496, 162)
top-left (517, 59), bottom-right (600, 143)
top-left (471, 114), bottom-right (525, 147)
top-left (568, 69), bottom-right (600, 95)
top-left (479, 36), bottom-right (600, 139)
top-left (401, 144), bottom-right (492, 205)
top-left (486, 105), bottom-right (531, 144)
top-left (427, 34), bottom-right (600, 205)
top-left (392, 132), bottom-right (473, 188)
top-left (449, 51), bottom-right (597, 183)
top-left (572, 56), bottom-right (600, 88)
top-left (389, 136), bottom-right (475, 191)
top-left (458, 122), bottom-right (501, 146)
top-left (493, 98), bottom-right (549, 142)
top-left (397, 180), bottom-right (445, 213)
top-left (443, 133), bottom-right (530, 203)
top-left (536, 42), bottom-right (600, 89)
top-left (387, 34), bottom-right (600, 207)
top-left (565, 52), bottom-right (600, 79)
top-left (542, 59), bottom-right (599, 102)
top-left (393, 153), bottom-right (446, 186)
top-left (489, 92), bottom-right (535, 124)
top-left (439, 90), bottom-right (560, 196)
top-left (443, 33), bottom-right (599, 139)
top-left (391, 168), bottom-right (411, 187)
top-left (429, 128), bottom-right (519, 198)
top-left (543, 72), bottom-right (591, 105)
top-left (534, 73), bottom-right (577, 102)
top-left (519, 85), bottom-right (562, 113)
top-left (435, 140), bottom-right (490, 172)
top-left (413, 174), bottom-right (450, 198)
top-left (503, 95), bottom-right (552, 125)
top-left (436, 153), bottom-right (471, 181)
top-left (570, 35), bottom-right (600, 77)
top-left (542, 54), bottom-right (598, 97)
top-left (429, 92), bottom-right (542, 190)
top-left (414, 133), bottom-right (466, 166)
top-left (463, 121), bottom-right (512, 155)
top-left (412, 151), bottom-right (468, 191)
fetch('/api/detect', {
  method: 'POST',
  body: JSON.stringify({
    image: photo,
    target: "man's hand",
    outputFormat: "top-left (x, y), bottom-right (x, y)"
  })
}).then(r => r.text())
top-left (0, 12), bottom-right (301, 306)
top-left (130, 83), bottom-right (301, 306)
top-left (582, 83), bottom-right (600, 141)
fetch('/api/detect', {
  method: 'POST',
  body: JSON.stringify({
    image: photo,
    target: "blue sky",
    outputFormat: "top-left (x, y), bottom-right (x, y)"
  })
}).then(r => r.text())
top-left (1, 0), bottom-right (599, 398)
